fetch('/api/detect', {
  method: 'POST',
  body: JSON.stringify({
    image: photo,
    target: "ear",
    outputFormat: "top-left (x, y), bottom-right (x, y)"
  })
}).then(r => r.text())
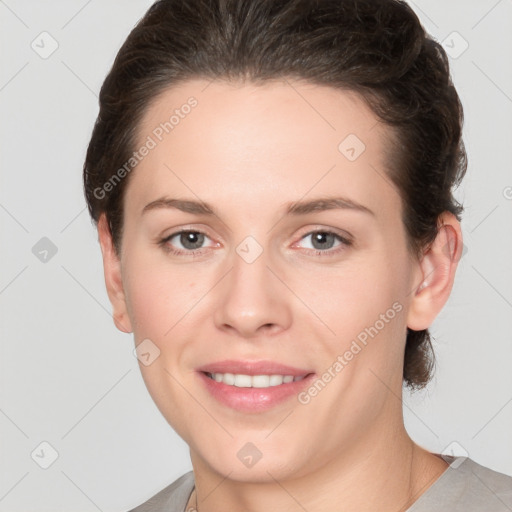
top-left (97, 214), bottom-right (133, 333)
top-left (406, 211), bottom-right (463, 331)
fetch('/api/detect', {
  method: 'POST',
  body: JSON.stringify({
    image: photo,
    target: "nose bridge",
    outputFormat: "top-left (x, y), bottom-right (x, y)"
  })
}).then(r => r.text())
top-left (213, 234), bottom-right (291, 336)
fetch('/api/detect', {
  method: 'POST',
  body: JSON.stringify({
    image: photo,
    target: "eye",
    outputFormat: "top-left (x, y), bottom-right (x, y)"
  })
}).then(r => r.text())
top-left (295, 230), bottom-right (352, 256)
top-left (159, 229), bottom-right (216, 255)
top-left (158, 228), bottom-right (352, 257)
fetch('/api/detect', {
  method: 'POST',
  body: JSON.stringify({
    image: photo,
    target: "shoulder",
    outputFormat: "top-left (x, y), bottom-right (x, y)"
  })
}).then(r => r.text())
top-left (410, 456), bottom-right (512, 511)
top-left (127, 471), bottom-right (195, 512)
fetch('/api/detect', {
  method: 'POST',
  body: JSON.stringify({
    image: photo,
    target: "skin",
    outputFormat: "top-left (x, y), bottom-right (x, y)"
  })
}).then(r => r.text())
top-left (98, 78), bottom-right (463, 511)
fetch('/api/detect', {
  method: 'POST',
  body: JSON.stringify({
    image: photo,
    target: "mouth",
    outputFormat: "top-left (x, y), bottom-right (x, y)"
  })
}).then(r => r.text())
top-left (196, 360), bottom-right (315, 412)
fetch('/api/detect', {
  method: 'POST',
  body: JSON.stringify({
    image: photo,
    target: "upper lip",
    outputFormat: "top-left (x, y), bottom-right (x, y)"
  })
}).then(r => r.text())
top-left (196, 360), bottom-right (314, 377)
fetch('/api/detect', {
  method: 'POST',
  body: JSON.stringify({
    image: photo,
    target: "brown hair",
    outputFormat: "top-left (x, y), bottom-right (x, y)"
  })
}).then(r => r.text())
top-left (83, 0), bottom-right (467, 389)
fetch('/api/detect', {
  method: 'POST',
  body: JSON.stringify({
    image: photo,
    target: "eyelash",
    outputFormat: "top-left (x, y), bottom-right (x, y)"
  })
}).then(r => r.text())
top-left (157, 228), bottom-right (353, 257)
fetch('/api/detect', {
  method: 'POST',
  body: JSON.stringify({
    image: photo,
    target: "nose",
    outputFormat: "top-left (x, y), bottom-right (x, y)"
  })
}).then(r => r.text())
top-left (213, 241), bottom-right (292, 339)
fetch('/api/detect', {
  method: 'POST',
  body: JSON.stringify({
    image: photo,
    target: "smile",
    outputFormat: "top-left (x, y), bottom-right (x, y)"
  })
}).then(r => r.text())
top-left (196, 361), bottom-right (316, 412)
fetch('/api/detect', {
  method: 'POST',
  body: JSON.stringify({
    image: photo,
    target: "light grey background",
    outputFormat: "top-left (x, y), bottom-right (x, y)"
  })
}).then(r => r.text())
top-left (0, 1), bottom-right (511, 510)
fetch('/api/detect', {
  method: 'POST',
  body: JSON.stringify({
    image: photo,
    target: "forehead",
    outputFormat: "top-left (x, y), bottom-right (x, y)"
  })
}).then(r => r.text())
top-left (139, 78), bottom-right (381, 150)
top-left (128, 78), bottom-right (400, 223)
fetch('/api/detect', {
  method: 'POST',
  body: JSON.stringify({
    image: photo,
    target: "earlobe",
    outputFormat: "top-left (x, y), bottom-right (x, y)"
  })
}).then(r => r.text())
top-left (406, 212), bottom-right (463, 331)
top-left (97, 214), bottom-right (133, 334)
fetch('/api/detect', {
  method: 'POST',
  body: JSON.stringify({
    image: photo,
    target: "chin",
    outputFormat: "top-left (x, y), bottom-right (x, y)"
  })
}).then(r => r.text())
top-left (195, 439), bottom-right (310, 483)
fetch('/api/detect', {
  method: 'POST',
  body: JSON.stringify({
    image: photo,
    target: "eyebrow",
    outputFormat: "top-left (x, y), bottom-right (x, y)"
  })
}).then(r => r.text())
top-left (141, 196), bottom-right (375, 217)
top-left (286, 197), bottom-right (374, 216)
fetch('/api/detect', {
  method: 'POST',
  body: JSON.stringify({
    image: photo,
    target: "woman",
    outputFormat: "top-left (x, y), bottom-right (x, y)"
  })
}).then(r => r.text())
top-left (83, 0), bottom-right (512, 510)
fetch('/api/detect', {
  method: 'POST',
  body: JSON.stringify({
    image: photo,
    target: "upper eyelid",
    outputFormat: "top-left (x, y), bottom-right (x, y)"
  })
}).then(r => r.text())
top-left (162, 226), bottom-right (215, 241)
top-left (295, 226), bottom-right (352, 240)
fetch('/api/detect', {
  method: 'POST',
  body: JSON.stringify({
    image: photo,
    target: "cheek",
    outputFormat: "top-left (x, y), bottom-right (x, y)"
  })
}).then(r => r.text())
top-left (297, 259), bottom-right (403, 330)
top-left (122, 255), bottom-right (194, 339)
top-left (302, 257), bottom-right (409, 378)
top-left (121, 256), bottom-right (200, 434)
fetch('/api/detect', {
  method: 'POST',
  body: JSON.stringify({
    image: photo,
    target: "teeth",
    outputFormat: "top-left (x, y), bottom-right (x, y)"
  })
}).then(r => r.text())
top-left (252, 375), bottom-right (270, 388)
top-left (269, 374), bottom-right (284, 386)
top-left (234, 374), bottom-right (252, 387)
top-left (208, 372), bottom-right (304, 388)
top-left (223, 373), bottom-right (235, 385)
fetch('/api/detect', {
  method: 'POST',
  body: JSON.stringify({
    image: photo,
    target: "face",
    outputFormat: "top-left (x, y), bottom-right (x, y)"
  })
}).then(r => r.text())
top-left (100, 78), bottom-right (455, 482)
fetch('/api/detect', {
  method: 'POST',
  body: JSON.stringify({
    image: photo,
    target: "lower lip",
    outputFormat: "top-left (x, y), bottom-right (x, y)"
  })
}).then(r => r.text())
top-left (197, 371), bottom-right (316, 413)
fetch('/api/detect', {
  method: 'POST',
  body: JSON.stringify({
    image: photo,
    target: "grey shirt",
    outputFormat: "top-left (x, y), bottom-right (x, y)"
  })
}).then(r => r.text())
top-left (128, 456), bottom-right (512, 511)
